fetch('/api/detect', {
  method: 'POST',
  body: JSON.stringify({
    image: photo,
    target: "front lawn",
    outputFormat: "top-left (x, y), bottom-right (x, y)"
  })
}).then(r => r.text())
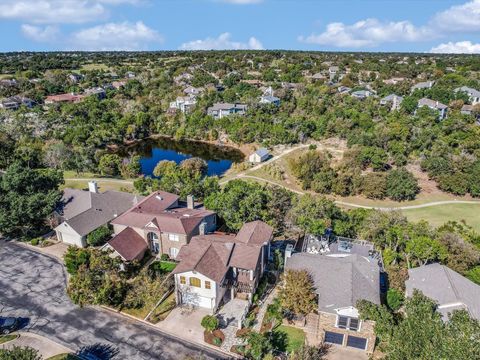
top-left (0, 334), bottom-right (18, 344)
top-left (274, 325), bottom-right (306, 353)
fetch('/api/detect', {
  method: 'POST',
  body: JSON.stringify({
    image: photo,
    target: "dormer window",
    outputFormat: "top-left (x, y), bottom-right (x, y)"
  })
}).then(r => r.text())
top-left (336, 316), bottom-right (360, 331)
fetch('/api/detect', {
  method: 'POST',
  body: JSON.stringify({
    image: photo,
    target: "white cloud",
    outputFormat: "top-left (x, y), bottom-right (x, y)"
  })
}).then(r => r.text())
top-left (180, 32), bottom-right (264, 50)
top-left (431, 41), bottom-right (480, 54)
top-left (21, 24), bottom-right (59, 42)
top-left (70, 21), bottom-right (162, 50)
top-left (299, 18), bottom-right (433, 48)
top-left (0, 0), bottom-right (139, 24)
top-left (430, 0), bottom-right (480, 32)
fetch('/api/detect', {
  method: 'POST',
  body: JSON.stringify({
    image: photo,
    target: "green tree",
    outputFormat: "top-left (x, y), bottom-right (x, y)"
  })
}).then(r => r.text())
top-left (98, 154), bottom-right (122, 176)
top-left (200, 315), bottom-right (219, 332)
top-left (245, 331), bottom-right (273, 360)
top-left (386, 288), bottom-right (404, 311)
top-left (279, 269), bottom-right (317, 316)
top-left (361, 173), bottom-right (387, 199)
top-left (386, 168), bottom-right (419, 201)
top-left (86, 225), bottom-right (112, 246)
top-left (0, 162), bottom-right (63, 237)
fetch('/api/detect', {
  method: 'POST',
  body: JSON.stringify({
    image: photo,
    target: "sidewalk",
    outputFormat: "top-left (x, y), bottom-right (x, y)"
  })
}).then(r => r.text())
top-left (1, 332), bottom-right (72, 358)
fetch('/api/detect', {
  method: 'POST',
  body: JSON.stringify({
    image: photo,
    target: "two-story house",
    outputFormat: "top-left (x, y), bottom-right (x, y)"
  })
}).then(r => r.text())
top-left (417, 98), bottom-right (448, 120)
top-left (107, 191), bottom-right (216, 261)
top-left (207, 103), bottom-right (247, 119)
top-left (169, 96), bottom-right (197, 113)
top-left (454, 86), bottom-right (480, 105)
top-left (284, 239), bottom-right (381, 353)
top-left (172, 221), bottom-right (273, 313)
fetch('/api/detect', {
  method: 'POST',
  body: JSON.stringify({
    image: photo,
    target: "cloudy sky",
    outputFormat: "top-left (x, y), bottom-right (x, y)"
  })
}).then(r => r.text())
top-left (0, 0), bottom-right (479, 53)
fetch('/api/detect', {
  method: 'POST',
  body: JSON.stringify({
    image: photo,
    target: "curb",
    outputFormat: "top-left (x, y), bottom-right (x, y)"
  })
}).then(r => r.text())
top-left (98, 305), bottom-right (240, 359)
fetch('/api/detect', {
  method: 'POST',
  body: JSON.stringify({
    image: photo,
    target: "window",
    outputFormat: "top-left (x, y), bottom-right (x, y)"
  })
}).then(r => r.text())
top-left (147, 232), bottom-right (159, 241)
top-left (168, 233), bottom-right (179, 242)
top-left (349, 318), bottom-right (359, 331)
top-left (170, 247), bottom-right (179, 259)
top-left (180, 276), bottom-right (186, 285)
top-left (337, 316), bottom-right (360, 331)
top-left (205, 281), bottom-right (211, 289)
top-left (337, 316), bottom-right (348, 329)
top-left (189, 277), bottom-right (201, 288)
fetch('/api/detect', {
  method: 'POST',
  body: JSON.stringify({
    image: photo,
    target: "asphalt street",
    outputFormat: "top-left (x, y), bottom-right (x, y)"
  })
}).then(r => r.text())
top-left (0, 240), bottom-right (227, 360)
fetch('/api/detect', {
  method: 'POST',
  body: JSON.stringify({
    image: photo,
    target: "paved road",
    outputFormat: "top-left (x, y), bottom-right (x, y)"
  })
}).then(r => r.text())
top-left (0, 241), bottom-right (226, 360)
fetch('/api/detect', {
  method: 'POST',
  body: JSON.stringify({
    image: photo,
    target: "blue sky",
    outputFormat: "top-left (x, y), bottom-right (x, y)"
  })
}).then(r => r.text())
top-left (0, 0), bottom-right (479, 53)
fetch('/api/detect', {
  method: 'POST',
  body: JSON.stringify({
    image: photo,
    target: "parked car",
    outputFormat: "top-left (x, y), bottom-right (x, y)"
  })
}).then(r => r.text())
top-left (0, 317), bottom-right (18, 334)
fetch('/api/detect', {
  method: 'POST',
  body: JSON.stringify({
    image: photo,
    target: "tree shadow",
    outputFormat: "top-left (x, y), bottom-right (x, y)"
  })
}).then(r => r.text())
top-left (76, 343), bottom-right (119, 360)
top-left (270, 330), bottom-right (288, 353)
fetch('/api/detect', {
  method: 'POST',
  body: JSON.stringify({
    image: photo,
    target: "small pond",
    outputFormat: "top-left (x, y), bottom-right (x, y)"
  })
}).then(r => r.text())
top-left (120, 137), bottom-right (245, 177)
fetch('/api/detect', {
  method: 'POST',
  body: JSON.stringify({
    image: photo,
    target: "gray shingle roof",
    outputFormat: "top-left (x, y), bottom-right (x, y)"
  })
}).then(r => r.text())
top-left (418, 98), bottom-right (448, 110)
top-left (58, 189), bottom-right (140, 236)
top-left (455, 86), bottom-right (480, 98)
top-left (406, 263), bottom-right (480, 321)
top-left (285, 253), bottom-right (380, 314)
top-left (254, 148), bottom-right (269, 158)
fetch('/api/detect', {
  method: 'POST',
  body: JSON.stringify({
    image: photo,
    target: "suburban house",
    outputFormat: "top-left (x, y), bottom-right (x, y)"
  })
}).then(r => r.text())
top-left (112, 80), bottom-right (127, 89)
top-left (183, 86), bottom-right (204, 96)
top-left (329, 66), bottom-right (339, 81)
top-left (417, 98), bottom-right (448, 120)
top-left (337, 86), bottom-right (351, 95)
top-left (172, 221), bottom-right (273, 316)
top-left (0, 96), bottom-right (35, 110)
top-left (284, 236), bottom-right (382, 353)
top-left (84, 87), bottom-right (106, 99)
top-left (380, 94), bottom-right (403, 111)
top-left (351, 90), bottom-right (375, 100)
top-left (405, 263), bottom-right (480, 321)
top-left (169, 96), bottom-right (197, 113)
top-left (383, 77), bottom-right (405, 85)
top-left (45, 93), bottom-right (85, 104)
top-left (54, 181), bottom-right (140, 248)
top-left (259, 87), bottom-right (280, 106)
top-left (455, 86), bottom-right (480, 105)
top-left (411, 80), bottom-right (435, 92)
top-left (248, 148), bottom-right (270, 163)
top-left (68, 73), bottom-right (83, 83)
top-left (108, 191), bottom-right (216, 261)
top-left (207, 103), bottom-right (247, 119)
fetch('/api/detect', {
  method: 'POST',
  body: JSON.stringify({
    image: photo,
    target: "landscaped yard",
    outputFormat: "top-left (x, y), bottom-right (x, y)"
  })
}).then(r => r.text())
top-left (46, 354), bottom-right (79, 360)
top-left (62, 170), bottom-right (135, 192)
top-left (149, 292), bottom-right (176, 323)
top-left (274, 325), bottom-right (306, 353)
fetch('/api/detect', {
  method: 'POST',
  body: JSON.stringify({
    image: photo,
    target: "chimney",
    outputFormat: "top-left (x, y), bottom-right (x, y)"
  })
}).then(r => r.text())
top-left (88, 181), bottom-right (99, 193)
top-left (187, 195), bottom-right (194, 210)
top-left (199, 222), bottom-right (207, 236)
top-left (284, 244), bottom-right (294, 269)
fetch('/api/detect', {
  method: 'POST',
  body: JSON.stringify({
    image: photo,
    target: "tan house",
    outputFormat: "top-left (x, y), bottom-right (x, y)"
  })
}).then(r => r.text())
top-left (172, 221), bottom-right (273, 318)
top-left (108, 191), bottom-right (216, 260)
top-left (285, 243), bottom-right (381, 353)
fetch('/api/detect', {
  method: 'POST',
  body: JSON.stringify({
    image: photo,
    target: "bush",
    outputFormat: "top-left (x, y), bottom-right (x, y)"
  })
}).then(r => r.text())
top-left (361, 173), bottom-right (387, 199)
top-left (201, 315), bottom-right (219, 332)
top-left (64, 246), bottom-right (90, 275)
top-left (386, 168), bottom-right (419, 201)
top-left (86, 226), bottom-right (112, 246)
top-left (160, 254), bottom-right (170, 261)
top-left (30, 237), bottom-right (41, 246)
top-left (386, 288), bottom-right (404, 311)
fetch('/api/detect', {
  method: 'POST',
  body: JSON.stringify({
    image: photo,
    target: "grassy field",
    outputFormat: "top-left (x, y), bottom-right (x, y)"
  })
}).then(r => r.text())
top-left (274, 325), bottom-right (306, 353)
top-left (402, 203), bottom-right (480, 233)
top-left (62, 171), bottom-right (135, 192)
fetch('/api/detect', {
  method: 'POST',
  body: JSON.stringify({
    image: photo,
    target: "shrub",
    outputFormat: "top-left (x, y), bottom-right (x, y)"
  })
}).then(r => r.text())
top-left (213, 337), bottom-right (222, 346)
top-left (86, 226), bottom-right (112, 246)
top-left (386, 288), bottom-right (404, 311)
top-left (30, 237), bottom-right (41, 246)
top-left (361, 173), bottom-right (387, 199)
top-left (201, 315), bottom-right (219, 332)
top-left (160, 254), bottom-right (170, 261)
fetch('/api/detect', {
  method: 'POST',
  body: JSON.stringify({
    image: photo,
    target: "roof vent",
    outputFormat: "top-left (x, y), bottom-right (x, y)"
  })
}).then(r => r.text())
top-left (156, 195), bottom-right (163, 201)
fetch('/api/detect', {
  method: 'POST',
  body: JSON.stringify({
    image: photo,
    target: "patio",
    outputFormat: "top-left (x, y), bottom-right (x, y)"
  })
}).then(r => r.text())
top-left (217, 298), bottom-right (250, 329)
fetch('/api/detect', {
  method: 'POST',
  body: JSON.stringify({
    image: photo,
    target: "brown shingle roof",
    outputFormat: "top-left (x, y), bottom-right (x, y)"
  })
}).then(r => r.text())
top-left (235, 220), bottom-right (273, 246)
top-left (173, 221), bottom-right (271, 281)
top-left (111, 191), bottom-right (215, 235)
top-left (107, 227), bottom-right (148, 261)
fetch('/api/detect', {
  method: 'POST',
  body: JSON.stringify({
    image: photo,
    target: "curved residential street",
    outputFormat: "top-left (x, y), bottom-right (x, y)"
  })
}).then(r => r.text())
top-left (0, 240), bottom-right (227, 360)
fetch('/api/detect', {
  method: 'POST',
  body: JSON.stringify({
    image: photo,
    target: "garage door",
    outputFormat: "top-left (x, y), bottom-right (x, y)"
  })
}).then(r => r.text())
top-left (181, 293), bottom-right (212, 309)
top-left (347, 335), bottom-right (367, 350)
top-left (58, 231), bottom-right (84, 247)
top-left (324, 331), bottom-right (344, 345)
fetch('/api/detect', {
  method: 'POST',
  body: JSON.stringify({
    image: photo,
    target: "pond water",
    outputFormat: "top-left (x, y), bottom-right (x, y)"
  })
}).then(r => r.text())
top-left (121, 137), bottom-right (245, 177)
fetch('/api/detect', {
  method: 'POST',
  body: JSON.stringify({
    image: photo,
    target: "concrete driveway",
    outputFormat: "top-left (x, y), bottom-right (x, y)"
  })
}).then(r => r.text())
top-left (156, 306), bottom-right (211, 344)
top-left (0, 240), bottom-right (226, 360)
top-left (326, 345), bottom-right (369, 360)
